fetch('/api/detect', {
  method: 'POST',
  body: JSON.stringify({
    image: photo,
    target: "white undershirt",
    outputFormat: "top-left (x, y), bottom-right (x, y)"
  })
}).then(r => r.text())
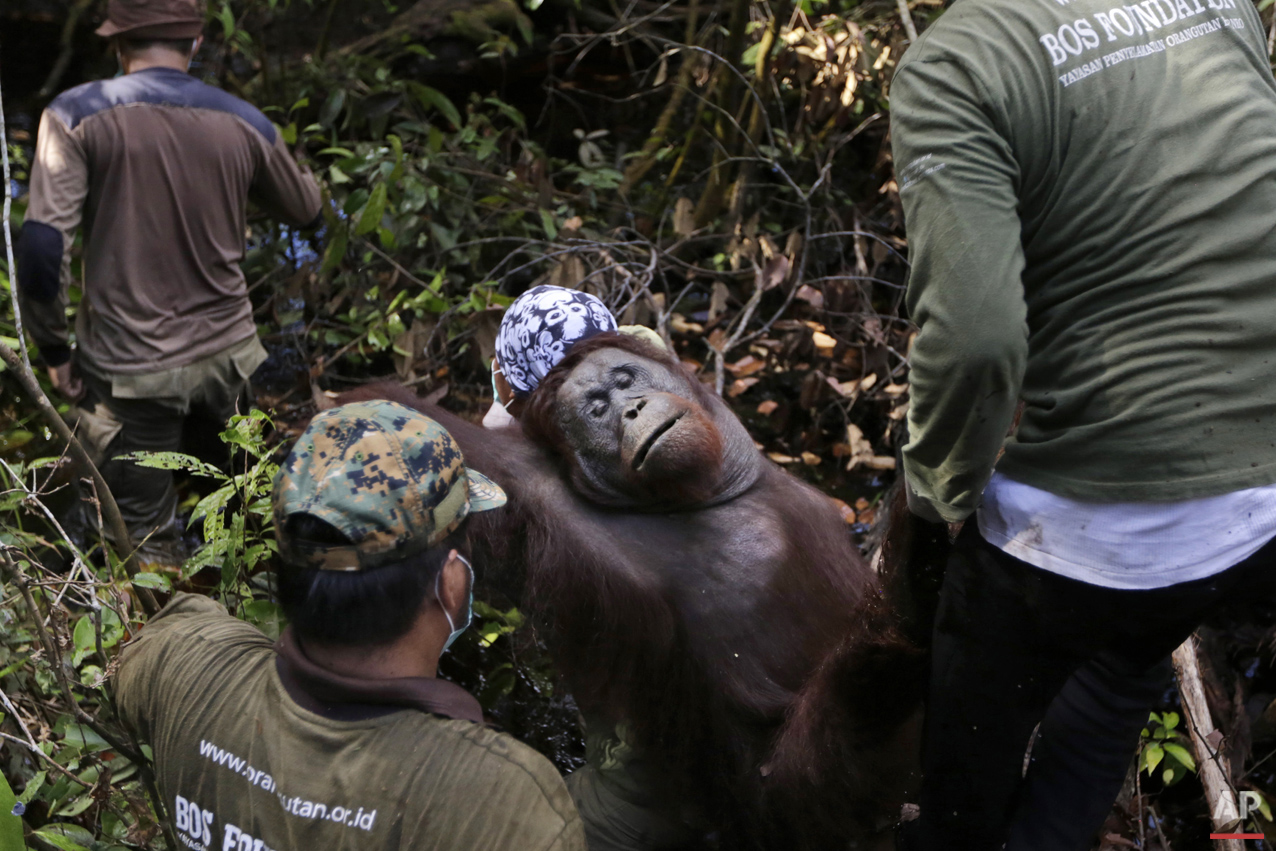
top-left (976, 472), bottom-right (1276, 590)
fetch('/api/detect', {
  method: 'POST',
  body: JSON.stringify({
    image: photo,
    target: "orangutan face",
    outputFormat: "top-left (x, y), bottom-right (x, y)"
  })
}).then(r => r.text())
top-left (555, 347), bottom-right (727, 506)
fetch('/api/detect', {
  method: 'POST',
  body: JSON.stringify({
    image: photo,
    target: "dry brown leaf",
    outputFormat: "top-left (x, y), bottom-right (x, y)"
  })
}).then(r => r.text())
top-left (854, 497), bottom-right (871, 511)
top-left (707, 328), bottom-right (728, 352)
top-left (759, 254), bottom-right (791, 291)
top-left (728, 378), bottom-right (759, 397)
top-left (883, 383), bottom-right (909, 396)
top-left (392, 316), bottom-right (439, 381)
top-left (865, 456), bottom-right (897, 470)
top-left (547, 254), bottom-right (587, 291)
top-left (795, 284), bottom-right (824, 309)
top-left (832, 498), bottom-right (857, 525)
top-left (829, 378), bottom-right (858, 399)
top-left (844, 424), bottom-right (874, 472)
top-left (859, 373), bottom-right (878, 391)
top-left (812, 332), bottom-right (837, 356)
top-left (709, 281), bottom-right (730, 322)
top-left (670, 313), bottom-right (704, 335)
top-left (673, 197), bottom-right (696, 237)
top-left (889, 400), bottom-right (910, 421)
top-left (469, 307), bottom-right (505, 365)
top-left (801, 452), bottom-right (821, 466)
top-left (312, 383), bottom-right (338, 412)
top-left (563, 215), bottom-right (584, 232)
top-left (857, 507), bottom-right (876, 526)
top-left (757, 400), bottom-right (779, 415)
top-left (767, 453), bottom-right (799, 464)
top-left (726, 355), bottom-right (766, 378)
top-left (758, 233), bottom-right (776, 259)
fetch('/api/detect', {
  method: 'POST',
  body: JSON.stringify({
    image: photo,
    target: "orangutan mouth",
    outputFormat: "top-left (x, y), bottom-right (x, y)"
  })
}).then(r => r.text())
top-left (633, 413), bottom-right (685, 470)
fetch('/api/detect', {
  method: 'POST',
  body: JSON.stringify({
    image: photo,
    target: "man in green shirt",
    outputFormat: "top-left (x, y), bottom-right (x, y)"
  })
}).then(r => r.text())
top-left (892, 0), bottom-right (1276, 848)
top-left (115, 401), bottom-right (585, 851)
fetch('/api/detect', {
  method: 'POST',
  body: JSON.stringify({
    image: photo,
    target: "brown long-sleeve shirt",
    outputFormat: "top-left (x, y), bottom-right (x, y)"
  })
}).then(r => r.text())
top-left (18, 66), bottom-right (321, 372)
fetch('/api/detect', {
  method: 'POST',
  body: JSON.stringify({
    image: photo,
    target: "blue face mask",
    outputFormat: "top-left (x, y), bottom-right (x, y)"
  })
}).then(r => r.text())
top-left (438, 554), bottom-right (474, 653)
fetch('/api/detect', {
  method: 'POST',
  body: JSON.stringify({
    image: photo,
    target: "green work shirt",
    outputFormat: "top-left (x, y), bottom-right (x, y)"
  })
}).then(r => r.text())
top-left (891, 0), bottom-right (1276, 521)
top-left (115, 594), bottom-right (585, 851)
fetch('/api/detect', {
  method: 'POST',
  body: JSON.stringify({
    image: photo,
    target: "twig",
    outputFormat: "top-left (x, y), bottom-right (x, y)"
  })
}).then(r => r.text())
top-left (0, 343), bottom-right (158, 615)
top-left (896, 0), bottom-right (920, 43)
top-left (1150, 802), bottom-right (1171, 850)
top-left (0, 549), bottom-right (152, 769)
top-left (37, 0), bottom-right (97, 99)
top-left (0, 730), bottom-right (92, 790)
top-left (1136, 764), bottom-right (1146, 850)
top-left (0, 685), bottom-right (39, 751)
top-left (1268, 5), bottom-right (1276, 63)
top-left (0, 71), bottom-right (30, 369)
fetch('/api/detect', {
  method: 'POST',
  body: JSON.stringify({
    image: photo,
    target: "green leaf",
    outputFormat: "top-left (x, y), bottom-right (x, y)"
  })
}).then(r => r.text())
top-left (32, 825), bottom-right (91, 851)
top-left (114, 451), bottom-right (225, 479)
top-left (52, 795), bottom-right (94, 818)
top-left (72, 616), bottom-right (95, 667)
top-left (318, 147), bottom-right (356, 158)
top-left (483, 97), bottom-right (527, 130)
top-left (18, 770), bottom-right (45, 805)
top-left (322, 226), bottom-right (349, 275)
top-left (1162, 742), bottom-right (1196, 772)
top-left (356, 183), bottom-right (388, 236)
top-left (62, 724), bottom-right (111, 755)
top-left (539, 209), bottom-right (557, 240)
top-left (328, 164), bottom-right (352, 185)
top-left (191, 484), bottom-right (236, 537)
top-left (217, 3), bottom-right (235, 38)
top-left (319, 89), bottom-right (347, 129)
top-left (1162, 711), bottom-right (1179, 731)
top-left (132, 572), bottom-right (172, 591)
top-left (1142, 743), bottom-right (1163, 775)
top-left (388, 134), bottom-right (405, 183)
top-left (407, 83), bottom-right (462, 129)
top-left (0, 767), bottom-right (25, 851)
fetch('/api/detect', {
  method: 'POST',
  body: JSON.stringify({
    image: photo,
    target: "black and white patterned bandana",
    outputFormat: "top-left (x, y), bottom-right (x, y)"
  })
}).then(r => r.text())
top-left (495, 285), bottom-right (618, 397)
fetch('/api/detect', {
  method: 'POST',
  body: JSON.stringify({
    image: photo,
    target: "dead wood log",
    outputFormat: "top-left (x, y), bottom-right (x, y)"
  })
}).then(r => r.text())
top-left (1172, 636), bottom-right (1244, 851)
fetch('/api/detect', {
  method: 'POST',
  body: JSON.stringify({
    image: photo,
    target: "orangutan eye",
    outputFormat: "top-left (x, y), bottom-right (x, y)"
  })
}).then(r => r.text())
top-left (614, 371), bottom-right (634, 389)
top-left (587, 394), bottom-right (608, 418)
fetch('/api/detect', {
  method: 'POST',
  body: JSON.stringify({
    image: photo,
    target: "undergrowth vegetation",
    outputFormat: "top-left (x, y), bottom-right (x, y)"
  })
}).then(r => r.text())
top-left (2, 0), bottom-right (1276, 847)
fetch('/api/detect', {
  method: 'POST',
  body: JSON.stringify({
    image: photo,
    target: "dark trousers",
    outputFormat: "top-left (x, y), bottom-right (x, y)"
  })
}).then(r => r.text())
top-left (908, 525), bottom-right (1276, 851)
top-left (72, 366), bottom-right (248, 563)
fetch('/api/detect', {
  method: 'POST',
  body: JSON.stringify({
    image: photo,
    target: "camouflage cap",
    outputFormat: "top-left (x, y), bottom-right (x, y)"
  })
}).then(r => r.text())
top-left (274, 400), bottom-right (506, 572)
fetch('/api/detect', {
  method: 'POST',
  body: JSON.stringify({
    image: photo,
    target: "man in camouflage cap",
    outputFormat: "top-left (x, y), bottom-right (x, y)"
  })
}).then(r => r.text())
top-left (115, 401), bottom-right (585, 851)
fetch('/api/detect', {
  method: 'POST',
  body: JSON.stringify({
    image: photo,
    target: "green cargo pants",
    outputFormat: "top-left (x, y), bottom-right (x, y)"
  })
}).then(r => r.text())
top-left (566, 716), bottom-right (704, 851)
top-left (68, 336), bottom-right (267, 564)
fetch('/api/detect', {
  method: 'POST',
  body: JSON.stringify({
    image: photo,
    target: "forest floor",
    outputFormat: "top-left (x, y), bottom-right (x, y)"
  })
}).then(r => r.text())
top-left (2, 0), bottom-right (1276, 848)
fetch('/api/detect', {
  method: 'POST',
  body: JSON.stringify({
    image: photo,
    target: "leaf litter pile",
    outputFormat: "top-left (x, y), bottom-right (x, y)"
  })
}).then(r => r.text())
top-left (2, 0), bottom-right (1276, 848)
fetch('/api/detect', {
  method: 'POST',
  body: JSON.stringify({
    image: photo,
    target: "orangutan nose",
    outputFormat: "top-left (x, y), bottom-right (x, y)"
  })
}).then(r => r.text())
top-left (624, 398), bottom-right (648, 420)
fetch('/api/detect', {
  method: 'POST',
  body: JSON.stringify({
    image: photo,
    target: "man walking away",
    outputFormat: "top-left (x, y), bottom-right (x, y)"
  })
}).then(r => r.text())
top-left (17, 0), bottom-right (321, 564)
top-left (891, 0), bottom-right (1276, 848)
top-left (115, 400), bottom-right (585, 851)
